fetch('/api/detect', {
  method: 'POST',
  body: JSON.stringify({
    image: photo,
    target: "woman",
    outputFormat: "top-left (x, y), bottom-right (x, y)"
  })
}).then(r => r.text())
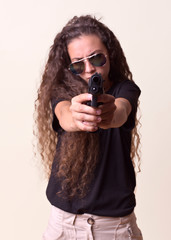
top-left (35, 15), bottom-right (143, 240)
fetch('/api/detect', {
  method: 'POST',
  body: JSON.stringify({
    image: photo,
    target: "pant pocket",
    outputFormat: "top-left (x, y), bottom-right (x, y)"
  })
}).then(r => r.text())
top-left (127, 224), bottom-right (143, 240)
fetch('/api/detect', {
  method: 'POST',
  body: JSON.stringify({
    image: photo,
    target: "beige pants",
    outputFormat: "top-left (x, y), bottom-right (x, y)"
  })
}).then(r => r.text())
top-left (42, 206), bottom-right (143, 240)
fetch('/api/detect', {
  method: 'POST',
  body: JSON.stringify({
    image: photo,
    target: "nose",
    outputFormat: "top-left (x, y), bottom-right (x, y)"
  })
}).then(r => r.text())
top-left (84, 59), bottom-right (95, 73)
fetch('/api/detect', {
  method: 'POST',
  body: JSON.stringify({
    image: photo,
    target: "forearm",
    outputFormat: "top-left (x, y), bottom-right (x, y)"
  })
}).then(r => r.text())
top-left (110, 107), bottom-right (128, 128)
top-left (55, 101), bottom-right (79, 132)
top-left (110, 98), bottom-right (132, 128)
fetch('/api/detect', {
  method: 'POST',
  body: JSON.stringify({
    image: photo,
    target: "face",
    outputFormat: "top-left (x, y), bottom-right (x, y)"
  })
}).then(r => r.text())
top-left (67, 34), bottom-right (111, 91)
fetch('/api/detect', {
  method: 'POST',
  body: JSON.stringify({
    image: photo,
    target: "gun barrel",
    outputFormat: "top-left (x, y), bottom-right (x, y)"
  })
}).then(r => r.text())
top-left (88, 73), bottom-right (104, 107)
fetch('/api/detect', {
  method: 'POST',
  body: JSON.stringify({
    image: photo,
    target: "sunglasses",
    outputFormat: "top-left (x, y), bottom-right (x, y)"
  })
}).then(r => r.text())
top-left (68, 53), bottom-right (107, 75)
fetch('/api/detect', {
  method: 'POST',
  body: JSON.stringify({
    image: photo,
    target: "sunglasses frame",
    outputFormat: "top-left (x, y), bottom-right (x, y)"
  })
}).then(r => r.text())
top-left (68, 52), bottom-right (107, 75)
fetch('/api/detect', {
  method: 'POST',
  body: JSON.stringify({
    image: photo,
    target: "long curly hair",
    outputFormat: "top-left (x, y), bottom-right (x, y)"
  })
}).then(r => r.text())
top-left (34, 15), bottom-right (141, 198)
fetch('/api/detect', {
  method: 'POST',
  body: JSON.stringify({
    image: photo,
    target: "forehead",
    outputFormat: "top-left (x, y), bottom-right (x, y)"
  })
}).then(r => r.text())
top-left (67, 34), bottom-right (107, 59)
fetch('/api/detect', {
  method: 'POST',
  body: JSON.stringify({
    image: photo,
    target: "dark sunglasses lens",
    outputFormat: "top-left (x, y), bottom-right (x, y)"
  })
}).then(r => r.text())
top-left (69, 62), bottom-right (84, 74)
top-left (90, 53), bottom-right (106, 66)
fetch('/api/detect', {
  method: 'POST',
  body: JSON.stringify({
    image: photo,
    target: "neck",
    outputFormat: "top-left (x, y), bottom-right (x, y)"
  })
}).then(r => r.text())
top-left (104, 79), bottom-right (113, 92)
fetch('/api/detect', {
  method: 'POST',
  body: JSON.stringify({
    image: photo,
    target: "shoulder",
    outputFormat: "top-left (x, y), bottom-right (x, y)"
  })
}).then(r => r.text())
top-left (112, 79), bottom-right (141, 97)
top-left (108, 79), bottom-right (141, 108)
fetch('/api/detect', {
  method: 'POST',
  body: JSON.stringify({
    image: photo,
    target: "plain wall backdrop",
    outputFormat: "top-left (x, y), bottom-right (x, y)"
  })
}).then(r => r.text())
top-left (0, 0), bottom-right (171, 239)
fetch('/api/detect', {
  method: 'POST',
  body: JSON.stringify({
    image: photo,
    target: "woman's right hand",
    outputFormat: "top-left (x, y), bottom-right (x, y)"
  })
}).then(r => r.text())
top-left (69, 93), bottom-right (102, 132)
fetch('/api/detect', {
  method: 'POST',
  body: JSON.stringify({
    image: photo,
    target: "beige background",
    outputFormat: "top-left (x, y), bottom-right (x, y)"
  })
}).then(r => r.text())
top-left (0, 0), bottom-right (171, 239)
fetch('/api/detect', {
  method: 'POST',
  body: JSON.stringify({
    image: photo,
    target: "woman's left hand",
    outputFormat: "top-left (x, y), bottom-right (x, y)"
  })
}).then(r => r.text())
top-left (96, 94), bottom-right (116, 129)
top-left (96, 94), bottom-right (132, 129)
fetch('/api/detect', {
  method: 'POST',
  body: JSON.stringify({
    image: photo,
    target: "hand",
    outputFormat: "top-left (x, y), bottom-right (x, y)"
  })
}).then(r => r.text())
top-left (97, 94), bottom-right (116, 129)
top-left (70, 93), bottom-right (102, 132)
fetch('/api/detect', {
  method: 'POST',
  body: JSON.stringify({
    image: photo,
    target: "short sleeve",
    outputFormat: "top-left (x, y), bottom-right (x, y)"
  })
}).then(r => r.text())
top-left (114, 80), bottom-right (141, 130)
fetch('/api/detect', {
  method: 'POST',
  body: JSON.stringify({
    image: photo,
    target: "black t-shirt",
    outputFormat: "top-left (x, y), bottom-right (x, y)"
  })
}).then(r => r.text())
top-left (46, 80), bottom-right (141, 217)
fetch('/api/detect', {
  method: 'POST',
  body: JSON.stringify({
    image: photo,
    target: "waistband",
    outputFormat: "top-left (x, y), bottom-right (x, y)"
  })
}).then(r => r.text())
top-left (51, 205), bottom-right (136, 227)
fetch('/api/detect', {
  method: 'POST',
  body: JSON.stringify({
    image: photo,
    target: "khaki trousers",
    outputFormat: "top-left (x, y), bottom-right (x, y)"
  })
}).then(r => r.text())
top-left (42, 206), bottom-right (143, 240)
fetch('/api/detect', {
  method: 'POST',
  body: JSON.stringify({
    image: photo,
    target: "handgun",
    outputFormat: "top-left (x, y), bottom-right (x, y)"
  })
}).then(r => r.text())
top-left (87, 73), bottom-right (104, 107)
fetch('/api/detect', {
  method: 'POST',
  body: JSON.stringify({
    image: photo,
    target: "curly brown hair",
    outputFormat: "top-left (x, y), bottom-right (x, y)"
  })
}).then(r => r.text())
top-left (34, 15), bottom-right (141, 198)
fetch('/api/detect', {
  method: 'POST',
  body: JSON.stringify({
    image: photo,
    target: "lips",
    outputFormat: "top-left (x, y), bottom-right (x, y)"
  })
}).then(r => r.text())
top-left (86, 76), bottom-right (92, 82)
top-left (86, 74), bottom-right (96, 81)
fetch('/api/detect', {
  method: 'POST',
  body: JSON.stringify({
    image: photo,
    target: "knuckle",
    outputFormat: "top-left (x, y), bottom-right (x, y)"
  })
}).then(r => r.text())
top-left (71, 97), bottom-right (76, 103)
top-left (79, 114), bottom-right (85, 121)
top-left (69, 104), bottom-right (73, 112)
top-left (93, 116), bottom-right (98, 122)
top-left (78, 104), bottom-right (83, 112)
top-left (81, 124), bottom-right (87, 131)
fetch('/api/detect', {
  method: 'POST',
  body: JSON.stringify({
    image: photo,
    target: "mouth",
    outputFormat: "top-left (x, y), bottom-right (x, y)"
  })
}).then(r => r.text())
top-left (86, 77), bottom-right (92, 82)
top-left (86, 74), bottom-right (96, 81)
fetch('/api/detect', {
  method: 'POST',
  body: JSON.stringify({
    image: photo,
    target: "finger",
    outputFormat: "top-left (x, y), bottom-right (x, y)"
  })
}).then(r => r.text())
top-left (70, 102), bottom-right (101, 115)
top-left (100, 112), bottom-right (114, 123)
top-left (98, 102), bottom-right (116, 115)
top-left (72, 112), bottom-right (101, 123)
top-left (97, 94), bottom-right (115, 104)
top-left (82, 121), bottom-right (98, 127)
top-left (97, 111), bottom-right (114, 128)
top-left (76, 120), bottom-right (98, 132)
top-left (72, 93), bottom-right (92, 104)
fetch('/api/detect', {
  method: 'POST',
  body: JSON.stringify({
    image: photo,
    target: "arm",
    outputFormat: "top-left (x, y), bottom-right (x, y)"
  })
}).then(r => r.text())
top-left (113, 98), bottom-right (132, 127)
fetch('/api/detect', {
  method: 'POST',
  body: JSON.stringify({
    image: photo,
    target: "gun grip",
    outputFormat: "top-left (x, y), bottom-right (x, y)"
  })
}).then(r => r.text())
top-left (91, 95), bottom-right (98, 107)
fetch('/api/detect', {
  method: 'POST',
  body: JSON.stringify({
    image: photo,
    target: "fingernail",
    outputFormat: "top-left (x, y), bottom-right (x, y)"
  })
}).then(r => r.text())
top-left (88, 94), bottom-right (92, 100)
top-left (96, 110), bottom-right (101, 115)
top-left (97, 117), bottom-right (101, 122)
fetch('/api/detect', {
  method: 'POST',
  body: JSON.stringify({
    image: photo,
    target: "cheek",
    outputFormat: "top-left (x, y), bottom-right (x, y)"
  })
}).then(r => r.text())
top-left (106, 61), bottom-right (110, 74)
top-left (101, 64), bottom-right (110, 80)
